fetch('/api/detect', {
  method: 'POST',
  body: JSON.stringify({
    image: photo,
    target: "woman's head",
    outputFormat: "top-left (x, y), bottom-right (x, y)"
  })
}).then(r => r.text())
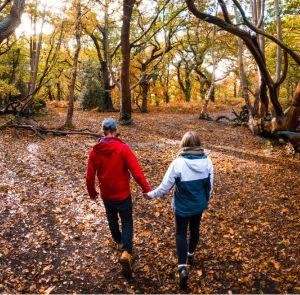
top-left (180, 131), bottom-right (201, 148)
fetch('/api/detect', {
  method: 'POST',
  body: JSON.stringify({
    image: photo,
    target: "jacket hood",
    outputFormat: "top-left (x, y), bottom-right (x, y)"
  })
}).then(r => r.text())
top-left (181, 154), bottom-right (208, 173)
top-left (93, 137), bottom-right (123, 155)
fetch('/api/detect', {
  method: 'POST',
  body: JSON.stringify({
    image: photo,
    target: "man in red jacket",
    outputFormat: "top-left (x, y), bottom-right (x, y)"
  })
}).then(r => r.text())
top-left (86, 118), bottom-right (151, 276)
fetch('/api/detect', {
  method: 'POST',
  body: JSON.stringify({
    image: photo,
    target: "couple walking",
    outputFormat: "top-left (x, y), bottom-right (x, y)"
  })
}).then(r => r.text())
top-left (86, 118), bottom-right (214, 289)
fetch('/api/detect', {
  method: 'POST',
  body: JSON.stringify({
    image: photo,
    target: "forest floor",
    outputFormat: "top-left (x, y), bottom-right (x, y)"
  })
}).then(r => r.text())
top-left (0, 109), bottom-right (299, 294)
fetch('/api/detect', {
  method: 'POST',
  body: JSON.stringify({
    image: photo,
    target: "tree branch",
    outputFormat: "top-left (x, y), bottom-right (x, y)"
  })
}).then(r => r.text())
top-left (232, 0), bottom-right (300, 65)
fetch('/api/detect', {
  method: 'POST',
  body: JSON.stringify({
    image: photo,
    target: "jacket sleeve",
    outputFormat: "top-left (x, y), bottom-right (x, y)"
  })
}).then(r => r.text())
top-left (207, 157), bottom-right (214, 197)
top-left (124, 146), bottom-right (151, 193)
top-left (86, 149), bottom-right (98, 198)
top-left (148, 160), bottom-right (178, 198)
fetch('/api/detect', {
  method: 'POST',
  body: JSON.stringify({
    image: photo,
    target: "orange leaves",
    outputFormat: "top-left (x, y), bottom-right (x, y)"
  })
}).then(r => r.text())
top-left (154, 211), bottom-right (160, 217)
top-left (272, 260), bottom-right (281, 270)
top-left (140, 230), bottom-right (152, 238)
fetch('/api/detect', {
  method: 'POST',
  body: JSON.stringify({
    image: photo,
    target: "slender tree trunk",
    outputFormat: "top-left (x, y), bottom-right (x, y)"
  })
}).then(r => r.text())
top-left (237, 37), bottom-right (264, 134)
top-left (233, 77), bottom-right (237, 98)
top-left (200, 34), bottom-right (215, 118)
top-left (119, 0), bottom-right (135, 125)
top-left (237, 38), bottom-right (254, 116)
top-left (164, 91), bottom-right (170, 103)
top-left (200, 82), bottom-right (214, 118)
top-left (28, 6), bottom-right (45, 99)
top-left (141, 79), bottom-right (150, 113)
top-left (65, 1), bottom-right (81, 128)
top-left (47, 86), bottom-right (54, 101)
top-left (101, 1), bottom-right (114, 111)
top-left (56, 82), bottom-right (62, 101)
top-left (185, 76), bottom-right (191, 102)
top-left (274, 0), bottom-right (282, 97)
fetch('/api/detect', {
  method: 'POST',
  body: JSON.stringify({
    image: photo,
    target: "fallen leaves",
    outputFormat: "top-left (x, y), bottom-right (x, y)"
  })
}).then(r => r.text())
top-left (0, 110), bottom-right (299, 293)
top-left (44, 286), bottom-right (55, 294)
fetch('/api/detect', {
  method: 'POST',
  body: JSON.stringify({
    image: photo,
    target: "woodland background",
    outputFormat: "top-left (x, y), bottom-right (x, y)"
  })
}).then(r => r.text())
top-left (0, 0), bottom-right (299, 293)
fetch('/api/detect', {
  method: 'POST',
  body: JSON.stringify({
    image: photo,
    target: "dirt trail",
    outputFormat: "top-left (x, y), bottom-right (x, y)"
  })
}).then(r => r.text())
top-left (0, 111), bottom-right (299, 293)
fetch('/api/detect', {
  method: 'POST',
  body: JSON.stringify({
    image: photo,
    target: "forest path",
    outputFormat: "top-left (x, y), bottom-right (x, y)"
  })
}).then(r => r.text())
top-left (0, 111), bottom-right (299, 293)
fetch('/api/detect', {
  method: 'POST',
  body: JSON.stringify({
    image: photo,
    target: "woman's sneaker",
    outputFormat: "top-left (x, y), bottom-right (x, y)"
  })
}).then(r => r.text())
top-left (120, 251), bottom-right (132, 277)
top-left (187, 252), bottom-right (194, 265)
top-left (178, 266), bottom-right (188, 290)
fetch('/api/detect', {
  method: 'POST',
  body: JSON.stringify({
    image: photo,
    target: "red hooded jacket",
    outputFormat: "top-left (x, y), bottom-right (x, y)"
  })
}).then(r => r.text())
top-left (86, 137), bottom-right (151, 201)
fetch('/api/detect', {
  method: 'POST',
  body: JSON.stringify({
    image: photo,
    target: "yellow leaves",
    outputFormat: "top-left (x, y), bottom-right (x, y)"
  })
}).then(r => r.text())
top-left (229, 228), bottom-right (234, 235)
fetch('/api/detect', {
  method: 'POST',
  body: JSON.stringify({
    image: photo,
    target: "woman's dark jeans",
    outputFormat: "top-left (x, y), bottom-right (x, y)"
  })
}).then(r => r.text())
top-left (103, 195), bottom-right (133, 254)
top-left (175, 212), bottom-right (203, 265)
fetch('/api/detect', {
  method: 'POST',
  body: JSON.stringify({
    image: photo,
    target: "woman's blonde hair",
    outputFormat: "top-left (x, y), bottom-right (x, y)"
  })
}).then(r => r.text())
top-left (180, 131), bottom-right (201, 148)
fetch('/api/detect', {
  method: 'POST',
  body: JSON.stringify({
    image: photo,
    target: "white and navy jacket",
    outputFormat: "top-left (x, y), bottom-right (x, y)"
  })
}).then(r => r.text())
top-left (148, 154), bottom-right (214, 217)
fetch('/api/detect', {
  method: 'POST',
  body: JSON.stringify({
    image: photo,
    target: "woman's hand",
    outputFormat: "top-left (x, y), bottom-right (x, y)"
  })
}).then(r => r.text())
top-left (143, 192), bottom-right (155, 199)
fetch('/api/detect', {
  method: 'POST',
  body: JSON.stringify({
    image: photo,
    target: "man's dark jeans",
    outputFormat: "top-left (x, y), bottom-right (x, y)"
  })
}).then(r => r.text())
top-left (103, 195), bottom-right (133, 254)
top-left (175, 212), bottom-right (203, 265)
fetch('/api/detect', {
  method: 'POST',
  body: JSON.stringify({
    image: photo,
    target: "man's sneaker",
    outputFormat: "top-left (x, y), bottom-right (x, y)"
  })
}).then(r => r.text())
top-left (178, 266), bottom-right (188, 290)
top-left (120, 251), bottom-right (132, 277)
top-left (187, 252), bottom-right (194, 265)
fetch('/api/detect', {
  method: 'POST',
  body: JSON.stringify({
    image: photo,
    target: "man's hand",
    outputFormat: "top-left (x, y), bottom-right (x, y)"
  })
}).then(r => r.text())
top-left (143, 192), bottom-right (154, 200)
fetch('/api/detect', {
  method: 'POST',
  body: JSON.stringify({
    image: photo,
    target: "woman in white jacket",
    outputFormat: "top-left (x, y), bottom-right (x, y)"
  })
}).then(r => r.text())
top-left (147, 131), bottom-right (214, 289)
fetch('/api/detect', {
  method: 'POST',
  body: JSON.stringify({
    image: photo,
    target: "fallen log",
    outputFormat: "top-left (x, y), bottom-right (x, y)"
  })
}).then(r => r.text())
top-left (0, 122), bottom-right (102, 139)
top-left (216, 115), bottom-right (232, 122)
top-left (274, 130), bottom-right (300, 152)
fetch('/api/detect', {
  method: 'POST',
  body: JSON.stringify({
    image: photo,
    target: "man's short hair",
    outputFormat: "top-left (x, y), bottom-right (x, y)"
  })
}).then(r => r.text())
top-left (102, 118), bottom-right (117, 135)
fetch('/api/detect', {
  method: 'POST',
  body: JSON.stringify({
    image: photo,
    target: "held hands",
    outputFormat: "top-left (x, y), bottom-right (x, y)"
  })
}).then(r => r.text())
top-left (143, 191), bottom-right (155, 200)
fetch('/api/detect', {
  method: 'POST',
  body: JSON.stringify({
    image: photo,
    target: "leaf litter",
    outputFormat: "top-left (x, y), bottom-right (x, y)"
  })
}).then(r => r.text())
top-left (0, 110), bottom-right (299, 293)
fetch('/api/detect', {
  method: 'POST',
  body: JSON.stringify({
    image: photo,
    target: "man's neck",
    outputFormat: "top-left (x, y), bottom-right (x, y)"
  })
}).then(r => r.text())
top-left (104, 134), bottom-right (116, 138)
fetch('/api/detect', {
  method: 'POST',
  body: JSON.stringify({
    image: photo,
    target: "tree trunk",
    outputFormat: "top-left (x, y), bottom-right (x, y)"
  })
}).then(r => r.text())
top-left (57, 82), bottom-right (62, 101)
top-left (200, 83), bottom-right (214, 118)
top-left (119, 0), bottom-right (135, 125)
top-left (184, 77), bottom-right (191, 102)
top-left (28, 7), bottom-right (45, 98)
top-left (47, 86), bottom-right (54, 101)
top-left (272, 82), bottom-right (300, 131)
top-left (0, 0), bottom-right (25, 44)
top-left (233, 77), bottom-right (237, 98)
top-left (164, 91), bottom-right (170, 104)
top-left (283, 82), bottom-right (300, 130)
top-left (237, 38), bottom-right (254, 116)
top-left (274, 0), bottom-right (282, 97)
top-left (237, 37), bottom-right (264, 134)
top-left (100, 1), bottom-right (114, 111)
top-left (200, 39), bottom-right (215, 118)
top-left (65, 1), bottom-right (81, 128)
top-left (141, 80), bottom-right (150, 113)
